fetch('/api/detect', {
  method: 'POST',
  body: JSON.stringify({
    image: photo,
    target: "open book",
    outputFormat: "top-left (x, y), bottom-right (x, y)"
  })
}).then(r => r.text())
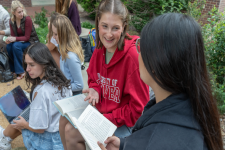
top-left (53, 94), bottom-right (117, 150)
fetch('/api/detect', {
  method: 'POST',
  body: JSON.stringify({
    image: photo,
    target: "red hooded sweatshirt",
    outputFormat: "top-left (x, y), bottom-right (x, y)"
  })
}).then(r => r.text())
top-left (87, 35), bottom-right (149, 127)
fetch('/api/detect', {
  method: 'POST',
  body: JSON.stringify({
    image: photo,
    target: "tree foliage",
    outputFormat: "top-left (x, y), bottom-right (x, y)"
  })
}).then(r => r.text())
top-left (77, 0), bottom-right (189, 31)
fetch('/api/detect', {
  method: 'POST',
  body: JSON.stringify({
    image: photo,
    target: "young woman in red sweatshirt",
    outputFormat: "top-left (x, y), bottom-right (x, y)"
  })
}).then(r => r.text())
top-left (59, 0), bottom-right (149, 149)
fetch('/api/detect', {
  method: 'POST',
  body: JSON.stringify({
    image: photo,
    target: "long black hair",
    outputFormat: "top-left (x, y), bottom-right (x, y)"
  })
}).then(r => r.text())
top-left (140, 13), bottom-right (222, 150)
top-left (23, 43), bottom-right (71, 99)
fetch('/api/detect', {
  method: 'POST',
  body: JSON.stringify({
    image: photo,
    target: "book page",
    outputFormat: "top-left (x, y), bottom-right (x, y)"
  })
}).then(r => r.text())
top-left (54, 94), bottom-right (88, 114)
top-left (78, 105), bottom-right (117, 146)
top-left (71, 117), bottom-right (101, 150)
top-left (67, 108), bottom-right (86, 120)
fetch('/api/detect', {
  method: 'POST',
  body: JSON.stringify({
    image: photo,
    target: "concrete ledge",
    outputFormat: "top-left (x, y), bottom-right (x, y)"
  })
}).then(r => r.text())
top-left (79, 28), bottom-right (90, 38)
top-left (32, 0), bottom-right (55, 6)
top-left (78, 4), bottom-right (84, 12)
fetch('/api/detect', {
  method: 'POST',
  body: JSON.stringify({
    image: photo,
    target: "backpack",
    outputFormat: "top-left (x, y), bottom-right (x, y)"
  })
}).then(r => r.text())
top-left (0, 47), bottom-right (14, 83)
top-left (80, 36), bottom-right (92, 62)
top-left (89, 28), bottom-right (96, 53)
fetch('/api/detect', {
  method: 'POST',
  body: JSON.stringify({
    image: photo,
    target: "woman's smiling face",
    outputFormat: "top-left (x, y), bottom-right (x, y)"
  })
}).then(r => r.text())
top-left (98, 12), bottom-right (124, 53)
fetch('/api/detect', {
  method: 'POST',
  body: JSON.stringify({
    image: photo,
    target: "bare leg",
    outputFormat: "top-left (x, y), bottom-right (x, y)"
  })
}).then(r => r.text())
top-left (59, 116), bottom-right (69, 150)
top-left (65, 123), bottom-right (85, 150)
top-left (3, 124), bottom-right (21, 139)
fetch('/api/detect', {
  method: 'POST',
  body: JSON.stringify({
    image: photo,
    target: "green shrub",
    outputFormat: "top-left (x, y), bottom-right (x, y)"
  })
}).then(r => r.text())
top-left (125, 0), bottom-right (189, 32)
top-left (186, 0), bottom-right (206, 24)
top-left (34, 7), bottom-right (48, 28)
top-left (81, 21), bottom-right (95, 29)
top-left (202, 7), bottom-right (225, 84)
top-left (77, 0), bottom-right (189, 32)
top-left (34, 7), bottom-right (49, 44)
top-left (200, 7), bottom-right (225, 114)
top-left (3, 6), bottom-right (8, 12)
top-left (77, 0), bottom-right (99, 19)
top-left (211, 74), bottom-right (225, 114)
top-left (35, 26), bottom-right (48, 44)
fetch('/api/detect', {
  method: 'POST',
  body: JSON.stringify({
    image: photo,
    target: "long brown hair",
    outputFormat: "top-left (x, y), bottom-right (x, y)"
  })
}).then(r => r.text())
top-left (23, 43), bottom-right (71, 99)
top-left (47, 12), bottom-right (61, 43)
top-left (95, 0), bottom-right (132, 51)
top-left (52, 15), bottom-right (84, 62)
top-left (55, 0), bottom-right (78, 16)
top-left (141, 13), bottom-right (223, 150)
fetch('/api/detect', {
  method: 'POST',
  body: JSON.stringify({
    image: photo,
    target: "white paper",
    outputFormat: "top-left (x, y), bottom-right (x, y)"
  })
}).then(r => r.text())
top-left (55, 94), bottom-right (88, 114)
top-left (67, 108), bottom-right (85, 120)
top-left (71, 117), bottom-right (101, 150)
top-left (78, 105), bottom-right (117, 146)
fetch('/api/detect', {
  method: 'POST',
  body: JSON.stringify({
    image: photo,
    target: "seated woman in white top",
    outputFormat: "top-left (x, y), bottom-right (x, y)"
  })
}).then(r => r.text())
top-left (0, 43), bottom-right (72, 150)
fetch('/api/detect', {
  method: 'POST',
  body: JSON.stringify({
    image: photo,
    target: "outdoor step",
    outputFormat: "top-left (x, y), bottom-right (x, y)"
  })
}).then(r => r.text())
top-left (32, 0), bottom-right (55, 6)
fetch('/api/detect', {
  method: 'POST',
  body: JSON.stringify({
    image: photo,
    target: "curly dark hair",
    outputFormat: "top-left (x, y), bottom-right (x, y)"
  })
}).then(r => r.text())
top-left (23, 43), bottom-right (71, 100)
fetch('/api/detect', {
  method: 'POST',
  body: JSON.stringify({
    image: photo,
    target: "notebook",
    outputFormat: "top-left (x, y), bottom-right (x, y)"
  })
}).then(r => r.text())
top-left (0, 86), bottom-right (31, 124)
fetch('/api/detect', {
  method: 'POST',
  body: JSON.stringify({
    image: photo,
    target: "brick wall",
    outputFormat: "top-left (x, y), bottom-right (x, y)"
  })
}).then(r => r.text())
top-left (199, 0), bottom-right (220, 24)
top-left (0, 0), bottom-right (32, 8)
top-left (219, 0), bottom-right (225, 12)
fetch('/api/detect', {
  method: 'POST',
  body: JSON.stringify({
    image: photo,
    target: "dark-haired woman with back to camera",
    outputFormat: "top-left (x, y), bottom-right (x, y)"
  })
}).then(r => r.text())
top-left (97, 13), bottom-right (223, 150)
top-left (0, 43), bottom-right (72, 150)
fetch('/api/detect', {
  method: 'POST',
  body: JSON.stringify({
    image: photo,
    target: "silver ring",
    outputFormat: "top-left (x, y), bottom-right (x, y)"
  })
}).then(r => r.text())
top-left (93, 99), bottom-right (95, 101)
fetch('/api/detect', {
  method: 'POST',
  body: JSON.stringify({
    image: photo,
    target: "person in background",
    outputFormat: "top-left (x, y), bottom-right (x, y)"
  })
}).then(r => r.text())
top-left (52, 15), bottom-right (84, 95)
top-left (0, 43), bottom-right (72, 150)
top-left (46, 12), bottom-right (61, 68)
top-left (55, 0), bottom-right (81, 36)
top-left (0, 5), bottom-right (10, 47)
top-left (98, 13), bottom-right (223, 150)
top-left (6, 0), bottom-right (39, 80)
top-left (59, 0), bottom-right (149, 149)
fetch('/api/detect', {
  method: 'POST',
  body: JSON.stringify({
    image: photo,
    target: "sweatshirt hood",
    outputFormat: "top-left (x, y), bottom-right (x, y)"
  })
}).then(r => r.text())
top-left (135, 93), bottom-right (201, 132)
top-left (103, 34), bottom-right (139, 68)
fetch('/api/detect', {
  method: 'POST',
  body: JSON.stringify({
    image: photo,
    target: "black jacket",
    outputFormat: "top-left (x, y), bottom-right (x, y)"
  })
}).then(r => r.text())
top-left (120, 93), bottom-right (208, 150)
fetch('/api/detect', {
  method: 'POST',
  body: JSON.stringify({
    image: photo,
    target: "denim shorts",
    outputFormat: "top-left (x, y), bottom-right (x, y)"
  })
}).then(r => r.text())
top-left (114, 125), bottom-right (133, 138)
top-left (22, 129), bottom-right (63, 150)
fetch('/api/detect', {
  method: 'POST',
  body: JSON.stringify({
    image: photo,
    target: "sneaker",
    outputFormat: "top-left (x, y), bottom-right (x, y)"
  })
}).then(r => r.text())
top-left (0, 126), bottom-right (11, 150)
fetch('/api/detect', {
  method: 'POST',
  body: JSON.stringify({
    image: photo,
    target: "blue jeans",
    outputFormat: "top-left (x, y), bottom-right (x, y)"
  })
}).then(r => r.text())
top-left (114, 125), bottom-right (133, 138)
top-left (6, 42), bottom-right (30, 74)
